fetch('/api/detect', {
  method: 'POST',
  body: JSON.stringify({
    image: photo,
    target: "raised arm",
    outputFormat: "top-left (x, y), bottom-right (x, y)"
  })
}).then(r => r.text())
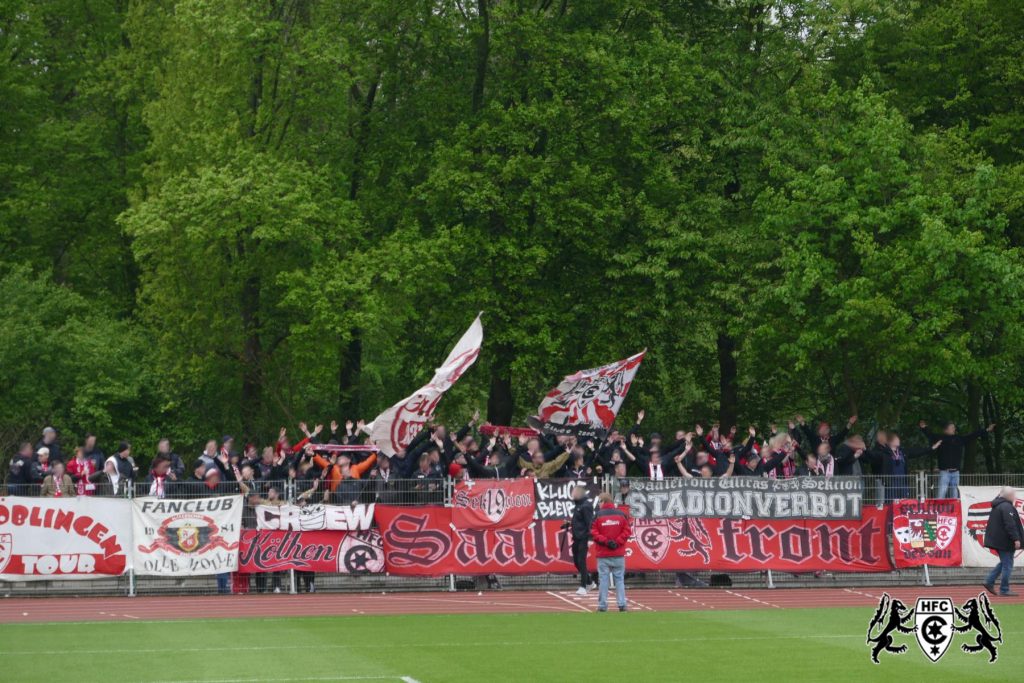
top-left (964, 424), bottom-right (996, 442)
top-left (352, 452), bottom-right (378, 477)
top-left (918, 420), bottom-right (940, 444)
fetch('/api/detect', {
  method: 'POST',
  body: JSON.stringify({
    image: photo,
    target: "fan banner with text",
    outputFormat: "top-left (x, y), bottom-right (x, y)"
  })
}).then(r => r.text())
top-left (255, 503), bottom-right (375, 531)
top-left (132, 496), bottom-right (242, 576)
top-left (237, 529), bottom-right (384, 574)
top-left (452, 479), bottom-right (536, 529)
top-left (0, 496), bottom-right (131, 580)
top-left (374, 505), bottom-right (892, 576)
top-left (891, 499), bottom-right (962, 568)
top-left (533, 478), bottom-right (604, 520)
top-left (626, 476), bottom-right (863, 520)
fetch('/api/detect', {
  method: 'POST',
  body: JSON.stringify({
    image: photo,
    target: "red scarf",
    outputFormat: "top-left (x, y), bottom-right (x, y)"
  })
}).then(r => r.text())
top-left (768, 450), bottom-right (796, 479)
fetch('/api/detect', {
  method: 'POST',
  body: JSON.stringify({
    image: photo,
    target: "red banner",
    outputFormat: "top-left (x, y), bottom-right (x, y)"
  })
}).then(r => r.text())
top-left (616, 508), bottom-right (891, 573)
top-left (452, 479), bottom-right (535, 529)
top-left (375, 505), bottom-right (892, 575)
top-left (237, 530), bottom-right (384, 574)
top-left (891, 499), bottom-right (961, 568)
top-left (375, 506), bottom-right (574, 576)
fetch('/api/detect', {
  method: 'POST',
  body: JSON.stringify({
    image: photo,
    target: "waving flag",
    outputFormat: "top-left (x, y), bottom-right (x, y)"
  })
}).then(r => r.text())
top-left (363, 314), bottom-right (483, 455)
top-left (529, 350), bottom-right (645, 439)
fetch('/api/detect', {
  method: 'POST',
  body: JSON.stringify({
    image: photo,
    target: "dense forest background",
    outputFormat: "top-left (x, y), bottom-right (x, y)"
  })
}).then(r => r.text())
top-left (2, 0), bottom-right (1023, 471)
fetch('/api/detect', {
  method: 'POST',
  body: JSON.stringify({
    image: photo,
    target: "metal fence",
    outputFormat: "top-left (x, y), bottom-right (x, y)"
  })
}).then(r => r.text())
top-left (1, 477), bottom-right (452, 506)
top-left (2, 472), bottom-right (1021, 597)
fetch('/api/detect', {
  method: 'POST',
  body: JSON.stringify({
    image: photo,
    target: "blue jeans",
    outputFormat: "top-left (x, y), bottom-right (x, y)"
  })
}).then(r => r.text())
top-left (937, 470), bottom-right (960, 499)
top-left (216, 573), bottom-right (230, 594)
top-left (985, 549), bottom-right (1015, 594)
top-left (597, 556), bottom-right (626, 611)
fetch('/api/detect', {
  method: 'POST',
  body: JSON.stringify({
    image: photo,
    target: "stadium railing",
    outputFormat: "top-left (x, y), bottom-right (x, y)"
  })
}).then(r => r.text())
top-left (0, 472), bottom-right (1019, 596)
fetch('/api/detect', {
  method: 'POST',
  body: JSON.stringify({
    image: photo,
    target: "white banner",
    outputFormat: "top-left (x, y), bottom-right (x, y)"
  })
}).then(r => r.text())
top-left (530, 350), bottom-right (645, 438)
top-left (255, 503), bottom-right (375, 531)
top-left (132, 496), bottom-right (242, 575)
top-left (363, 313), bottom-right (483, 455)
top-left (960, 486), bottom-right (1024, 567)
top-left (0, 496), bottom-right (132, 581)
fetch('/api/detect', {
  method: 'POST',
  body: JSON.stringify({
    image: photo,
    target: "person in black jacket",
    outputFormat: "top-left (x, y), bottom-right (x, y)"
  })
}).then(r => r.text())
top-left (790, 414), bottom-right (857, 452)
top-left (920, 420), bottom-right (995, 499)
top-left (835, 434), bottom-right (870, 476)
top-left (462, 448), bottom-right (506, 479)
top-left (155, 438), bottom-right (186, 480)
top-left (878, 433), bottom-right (934, 502)
top-left (569, 486), bottom-right (596, 595)
top-left (82, 434), bottom-right (106, 472)
top-left (113, 441), bottom-right (137, 481)
top-left (983, 487), bottom-right (1023, 597)
top-left (35, 426), bottom-right (63, 464)
top-left (6, 442), bottom-right (34, 496)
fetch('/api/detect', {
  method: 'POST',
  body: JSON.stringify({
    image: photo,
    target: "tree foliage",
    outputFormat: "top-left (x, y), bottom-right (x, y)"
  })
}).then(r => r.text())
top-left (2, 0), bottom-right (1023, 469)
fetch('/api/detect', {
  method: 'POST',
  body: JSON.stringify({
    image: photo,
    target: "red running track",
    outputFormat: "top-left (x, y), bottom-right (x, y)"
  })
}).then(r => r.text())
top-left (0, 587), bottom-right (1020, 624)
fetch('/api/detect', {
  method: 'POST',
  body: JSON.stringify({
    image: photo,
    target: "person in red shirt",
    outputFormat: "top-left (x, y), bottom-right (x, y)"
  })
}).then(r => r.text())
top-left (66, 447), bottom-right (97, 496)
top-left (590, 492), bottom-right (631, 612)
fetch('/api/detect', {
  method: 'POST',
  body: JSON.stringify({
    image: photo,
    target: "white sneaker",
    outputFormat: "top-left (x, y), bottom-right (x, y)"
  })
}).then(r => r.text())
top-left (575, 586), bottom-right (588, 596)
top-left (587, 582), bottom-right (597, 591)
top-left (273, 587), bottom-right (281, 594)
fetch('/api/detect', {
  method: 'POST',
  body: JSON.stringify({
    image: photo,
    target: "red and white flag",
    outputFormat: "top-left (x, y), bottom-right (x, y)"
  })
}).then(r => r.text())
top-left (529, 350), bottom-right (645, 439)
top-left (363, 314), bottom-right (483, 456)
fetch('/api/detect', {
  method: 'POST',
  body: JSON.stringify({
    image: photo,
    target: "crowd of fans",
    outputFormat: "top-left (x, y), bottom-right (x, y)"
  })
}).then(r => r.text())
top-left (0, 412), bottom-right (999, 595)
top-left (5, 411), bottom-right (995, 504)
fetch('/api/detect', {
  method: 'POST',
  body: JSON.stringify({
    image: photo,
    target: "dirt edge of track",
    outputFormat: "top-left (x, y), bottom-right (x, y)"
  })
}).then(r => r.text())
top-left (2, 586), bottom-right (1021, 624)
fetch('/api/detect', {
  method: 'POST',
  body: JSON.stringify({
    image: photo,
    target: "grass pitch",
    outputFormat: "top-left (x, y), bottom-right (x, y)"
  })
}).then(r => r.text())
top-left (0, 605), bottom-right (1020, 682)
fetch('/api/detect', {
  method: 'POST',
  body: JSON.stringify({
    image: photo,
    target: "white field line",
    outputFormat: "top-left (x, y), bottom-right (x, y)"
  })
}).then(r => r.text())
top-left (17, 631), bottom-right (1024, 658)
top-left (150, 677), bottom-right (400, 683)
top-left (546, 590), bottom-right (591, 613)
top-left (725, 590), bottom-right (781, 609)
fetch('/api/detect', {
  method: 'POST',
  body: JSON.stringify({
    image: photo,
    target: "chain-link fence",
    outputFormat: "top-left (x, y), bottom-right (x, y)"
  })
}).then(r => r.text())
top-left (1, 472), bottom-right (1020, 597)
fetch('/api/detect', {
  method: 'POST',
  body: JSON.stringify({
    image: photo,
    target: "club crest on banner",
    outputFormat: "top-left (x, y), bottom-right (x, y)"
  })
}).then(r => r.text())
top-left (339, 530), bottom-right (385, 574)
top-left (176, 523), bottom-right (200, 553)
top-left (138, 513), bottom-right (235, 556)
top-left (0, 532), bottom-right (11, 573)
top-left (626, 518), bottom-right (713, 566)
top-left (892, 513), bottom-right (956, 554)
top-left (966, 496), bottom-right (1024, 558)
top-left (635, 521), bottom-right (670, 563)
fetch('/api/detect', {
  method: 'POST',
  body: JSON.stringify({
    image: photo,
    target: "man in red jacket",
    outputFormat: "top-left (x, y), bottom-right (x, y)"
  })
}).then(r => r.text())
top-left (590, 492), bottom-right (632, 612)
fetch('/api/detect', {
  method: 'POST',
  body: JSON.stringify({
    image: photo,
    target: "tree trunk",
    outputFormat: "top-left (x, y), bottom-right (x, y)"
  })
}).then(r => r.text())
top-left (717, 332), bottom-right (738, 428)
top-left (964, 380), bottom-right (982, 473)
top-left (983, 391), bottom-right (1001, 472)
top-left (338, 333), bottom-right (362, 419)
top-left (487, 344), bottom-right (514, 425)
top-left (240, 272), bottom-right (262, 437)
top-left (471, 0), bottom-right (490, 114)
